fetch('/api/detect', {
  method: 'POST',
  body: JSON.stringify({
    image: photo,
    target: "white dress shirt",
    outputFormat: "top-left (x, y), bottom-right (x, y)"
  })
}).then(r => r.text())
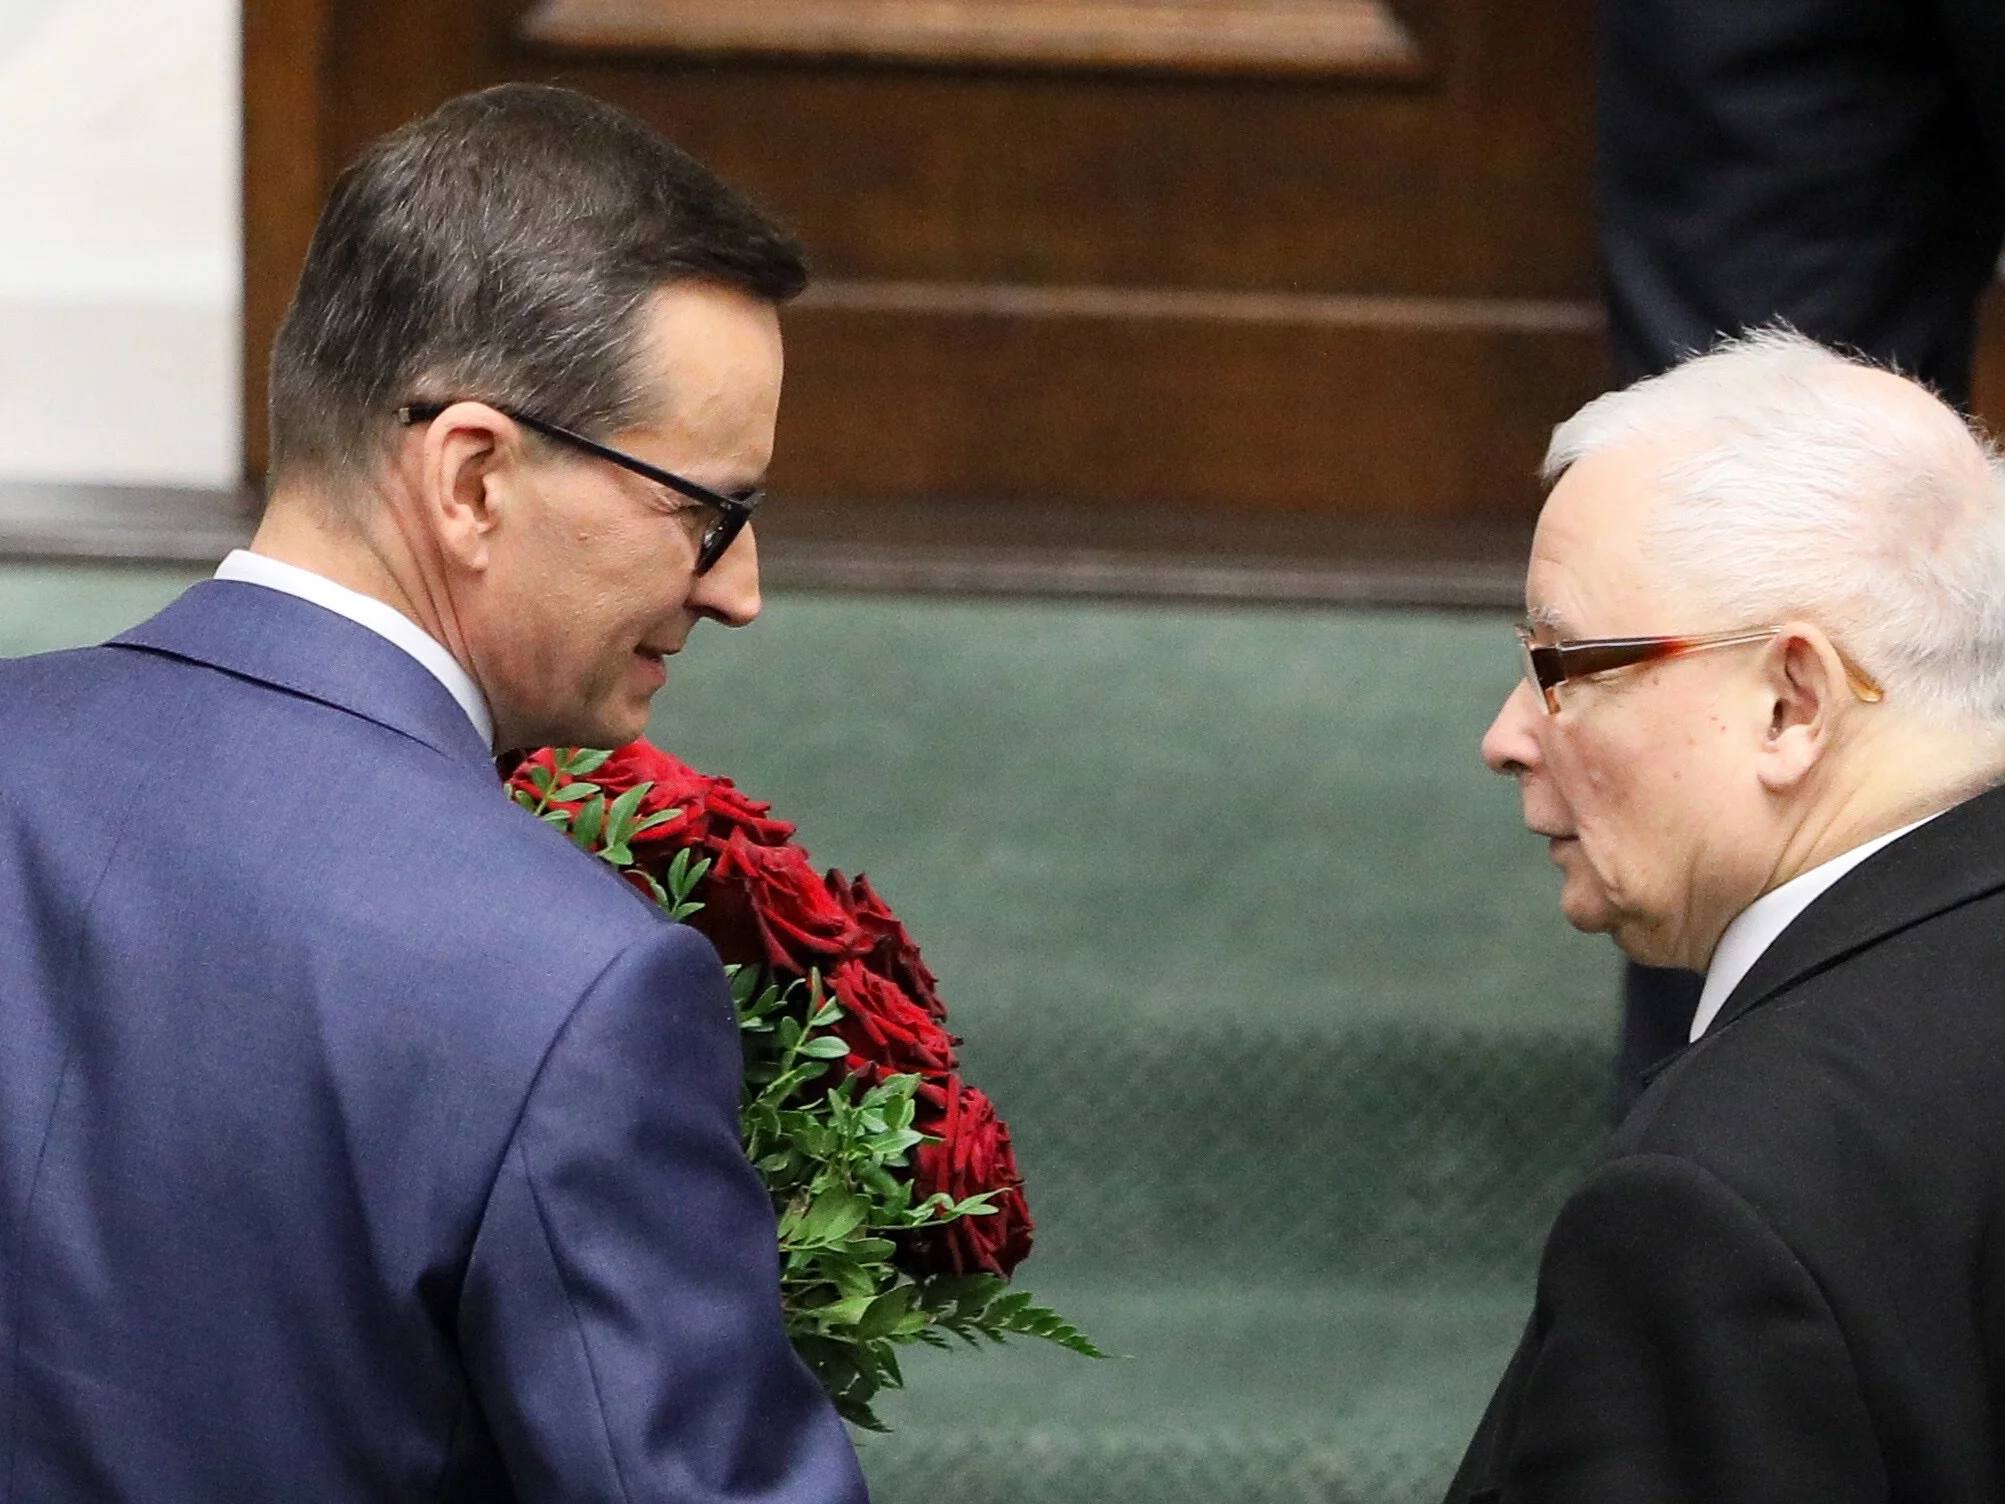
top-left (214, 549), bottom-right (494, 750)
top-left (1691, 811), bottom-right (1941, 1040)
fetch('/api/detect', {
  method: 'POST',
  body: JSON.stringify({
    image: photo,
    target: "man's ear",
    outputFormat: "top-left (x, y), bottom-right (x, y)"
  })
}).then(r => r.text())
top-left (1753, 624), bottom-right (1846, 794)
top-left (410, 402), bottom-right (519, 572)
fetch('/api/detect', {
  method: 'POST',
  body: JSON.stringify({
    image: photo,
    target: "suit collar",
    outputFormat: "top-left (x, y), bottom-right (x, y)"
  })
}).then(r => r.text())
top-left (112, 579), bottom-right (495, 772)
top-left (212, 549), bottom-right (494, 749)
top-left (1691, 812), bottom-right (1938, 1039)
top-left (1709, 779), bottom-right (2005, 1034)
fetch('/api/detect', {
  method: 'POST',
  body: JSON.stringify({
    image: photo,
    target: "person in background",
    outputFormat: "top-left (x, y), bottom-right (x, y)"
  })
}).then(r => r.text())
top-left (1599, 0), bottom-right (2005, 1109)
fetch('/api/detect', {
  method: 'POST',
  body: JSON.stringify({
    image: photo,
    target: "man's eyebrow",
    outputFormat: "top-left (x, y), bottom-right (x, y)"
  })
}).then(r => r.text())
top-left (699, 466), bottom-right (767, 500)
top-left (652, 468), bottom-right (763, 504)
top-left (1524, 603), bottom-right (1570, 632)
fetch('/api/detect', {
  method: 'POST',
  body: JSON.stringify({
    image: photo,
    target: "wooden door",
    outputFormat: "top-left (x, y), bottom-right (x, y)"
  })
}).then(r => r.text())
top-left (245, 0), bottom-right (1607, 581)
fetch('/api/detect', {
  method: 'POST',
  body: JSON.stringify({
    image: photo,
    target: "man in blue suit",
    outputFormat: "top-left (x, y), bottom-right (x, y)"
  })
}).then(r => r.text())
top-left (0, 84), bottom-right (869, 1502)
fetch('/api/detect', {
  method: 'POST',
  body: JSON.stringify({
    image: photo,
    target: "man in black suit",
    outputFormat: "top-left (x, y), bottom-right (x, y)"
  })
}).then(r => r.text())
top-left (1447, 327), bottom-right (2005, 1502)
top-left (1600, 0), bottom-right (2005, 1109)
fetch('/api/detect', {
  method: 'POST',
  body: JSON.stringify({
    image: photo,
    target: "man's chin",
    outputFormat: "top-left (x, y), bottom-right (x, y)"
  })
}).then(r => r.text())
top-left (577, 670), bottom-right (667, 749)
top-left (583, 708), bottom-right (652, 751)
top-left (1585, 905), bottom-right (1681, 968)
top-left (503, 703), bottom-right (652, 755)
top-left (1556, 877), bottom-right (1620, 938)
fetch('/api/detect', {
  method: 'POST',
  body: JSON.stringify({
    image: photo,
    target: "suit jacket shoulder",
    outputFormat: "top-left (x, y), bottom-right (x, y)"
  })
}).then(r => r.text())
top-left (0, 585), bottom-right (865, 1503)
top-left (1446, 783), bottom-right (2005, 1504)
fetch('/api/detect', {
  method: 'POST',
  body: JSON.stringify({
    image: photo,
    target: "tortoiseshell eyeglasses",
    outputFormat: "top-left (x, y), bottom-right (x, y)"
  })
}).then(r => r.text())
top-left (1514, 625), bottom-right (1886, 716)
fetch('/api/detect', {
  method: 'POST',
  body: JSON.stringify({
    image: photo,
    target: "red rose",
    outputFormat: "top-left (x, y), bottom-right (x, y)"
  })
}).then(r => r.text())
top-left (513, 737), bottom-right (1049, 1300)
top-left (593, 743), bottom-right (797, 854)
top-left (590, 741), bottom-right (709, 805)
top-left (904, 1076), bottom-right (1034, 1278)
top-left (693, 779), bottom-right (796, 849)
top-left (503, 747), bottom-right (566, 802)
top-left (508, 745), bottom-right (707, 847)
top-left (825, 959), bottom-right (958, 1080)
top-left (833, 872), bottom-right (947, 1021)
top-left (694, 832), bottom-right (867, 973)
top-left (595, 743), bottom-right (713, 846)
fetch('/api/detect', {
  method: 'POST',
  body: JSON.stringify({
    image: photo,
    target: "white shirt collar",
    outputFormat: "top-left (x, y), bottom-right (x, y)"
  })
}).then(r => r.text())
top-left (213, 549), bottom-right (495, 751)
top-left (1691, 811), bottom-right (1942, 1041)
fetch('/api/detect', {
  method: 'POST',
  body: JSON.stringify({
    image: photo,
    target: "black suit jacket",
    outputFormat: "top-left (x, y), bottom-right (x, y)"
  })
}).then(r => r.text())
top-left (1601, 0), bottom-right (2005, 402)
top-left (1447, 780), bottom-right (2005, 1503)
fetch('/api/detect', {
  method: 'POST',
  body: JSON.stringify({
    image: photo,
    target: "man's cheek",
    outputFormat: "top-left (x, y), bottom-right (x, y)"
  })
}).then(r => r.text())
top-left (1519, 775), bottom-right (1573, 834)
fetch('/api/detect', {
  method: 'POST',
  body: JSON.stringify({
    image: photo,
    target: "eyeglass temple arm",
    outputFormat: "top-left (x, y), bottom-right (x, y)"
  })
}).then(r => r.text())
top-left (1536, 630), bottom-right (1884, 703)
top-left (396, 402), bottom-right (753, 517)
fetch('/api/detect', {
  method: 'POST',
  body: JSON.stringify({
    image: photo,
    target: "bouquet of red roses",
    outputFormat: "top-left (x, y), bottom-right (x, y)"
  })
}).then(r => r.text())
top-left (507, 742), bottom-right (1097, 1429)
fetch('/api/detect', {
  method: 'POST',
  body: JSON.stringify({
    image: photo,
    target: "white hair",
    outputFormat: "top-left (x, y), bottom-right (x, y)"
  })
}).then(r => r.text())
top-left (1544, 326), bottom-right (2005, 729)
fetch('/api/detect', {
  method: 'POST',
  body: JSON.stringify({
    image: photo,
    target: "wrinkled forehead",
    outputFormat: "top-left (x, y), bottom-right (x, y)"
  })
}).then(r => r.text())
top-left (1525, 440), bottom-right (1688, 637)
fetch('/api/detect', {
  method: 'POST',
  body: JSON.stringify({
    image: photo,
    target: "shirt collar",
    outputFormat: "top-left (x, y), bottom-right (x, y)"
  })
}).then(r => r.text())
top-left (213, 550), bottom-right (495, 751)
top-left (1691, 811), bottom-right (1942, 1041)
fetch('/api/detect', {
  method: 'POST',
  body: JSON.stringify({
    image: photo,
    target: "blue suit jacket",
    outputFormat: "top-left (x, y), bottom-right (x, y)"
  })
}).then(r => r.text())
top-left (0, 581), bottom-right (868, 1503)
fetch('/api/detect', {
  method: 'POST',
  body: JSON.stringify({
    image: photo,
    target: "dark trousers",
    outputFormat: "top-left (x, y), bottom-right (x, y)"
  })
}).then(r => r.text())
top-left (1600, 0), bottom-right (2005, 1109)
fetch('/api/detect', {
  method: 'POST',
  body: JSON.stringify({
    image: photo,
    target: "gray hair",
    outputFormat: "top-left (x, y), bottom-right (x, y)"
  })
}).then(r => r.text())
top-left (1544, 327), bottom-right (2005, 729)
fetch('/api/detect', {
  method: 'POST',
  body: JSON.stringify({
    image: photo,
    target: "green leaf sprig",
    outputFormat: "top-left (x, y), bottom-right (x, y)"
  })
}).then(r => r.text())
top-left (511, 746), bottom-right (705, 917)
top-left (733, 965), bottom-right (1103, 1427)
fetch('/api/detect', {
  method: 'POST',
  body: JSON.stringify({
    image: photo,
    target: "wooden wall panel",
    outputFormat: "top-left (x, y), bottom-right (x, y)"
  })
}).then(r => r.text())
top-left (291, 2), bottom-right (1596, 296)
top-left (1973, 283), bottom-right (2005, 441)
top-left (242, 0), bottom-right (331, 478)
top-left (244, 0), bottom-right (1605, 540)
top-left (772, 293), bottom-right (1602, 519)
top-left (565, 63), bottom-right (1593, 294)
top-left (519, 0), bottom-right (1428, 78)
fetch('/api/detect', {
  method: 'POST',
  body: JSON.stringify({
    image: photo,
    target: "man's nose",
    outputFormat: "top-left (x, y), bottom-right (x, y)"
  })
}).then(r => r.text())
top-left (691, 523), bottom-right (762, 627)
top-left (1481, 679), bottom-right (1543, 776)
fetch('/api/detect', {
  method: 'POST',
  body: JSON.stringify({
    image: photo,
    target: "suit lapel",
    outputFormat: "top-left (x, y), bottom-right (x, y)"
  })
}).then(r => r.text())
top-left (110, 579), bottom-right (495, 773)
top-left (1710, 781), bottom-right (2005, 1034)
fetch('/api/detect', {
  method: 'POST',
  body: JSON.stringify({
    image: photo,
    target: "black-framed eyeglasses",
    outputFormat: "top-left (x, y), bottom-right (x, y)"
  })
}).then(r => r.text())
top-left (396, 401), bottom-right (761, 574)
top-left (1514, 624), bottom-right (1886, 716)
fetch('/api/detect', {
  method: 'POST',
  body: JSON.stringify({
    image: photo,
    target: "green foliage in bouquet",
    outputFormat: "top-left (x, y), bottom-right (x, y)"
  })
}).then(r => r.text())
top-left (732, 963), bottom-right (1099, 1426)
top-left (510, 745), bottom-right (1100, 1430)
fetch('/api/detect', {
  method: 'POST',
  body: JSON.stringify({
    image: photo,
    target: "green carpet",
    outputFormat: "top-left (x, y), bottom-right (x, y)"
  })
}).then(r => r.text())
top-left (651, 595), bottom-right (1615, 1036)
top-left (0, 562), bottom-right (1620, 1502)
top-left (858, 1279), bottom-right (1527, 1504)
